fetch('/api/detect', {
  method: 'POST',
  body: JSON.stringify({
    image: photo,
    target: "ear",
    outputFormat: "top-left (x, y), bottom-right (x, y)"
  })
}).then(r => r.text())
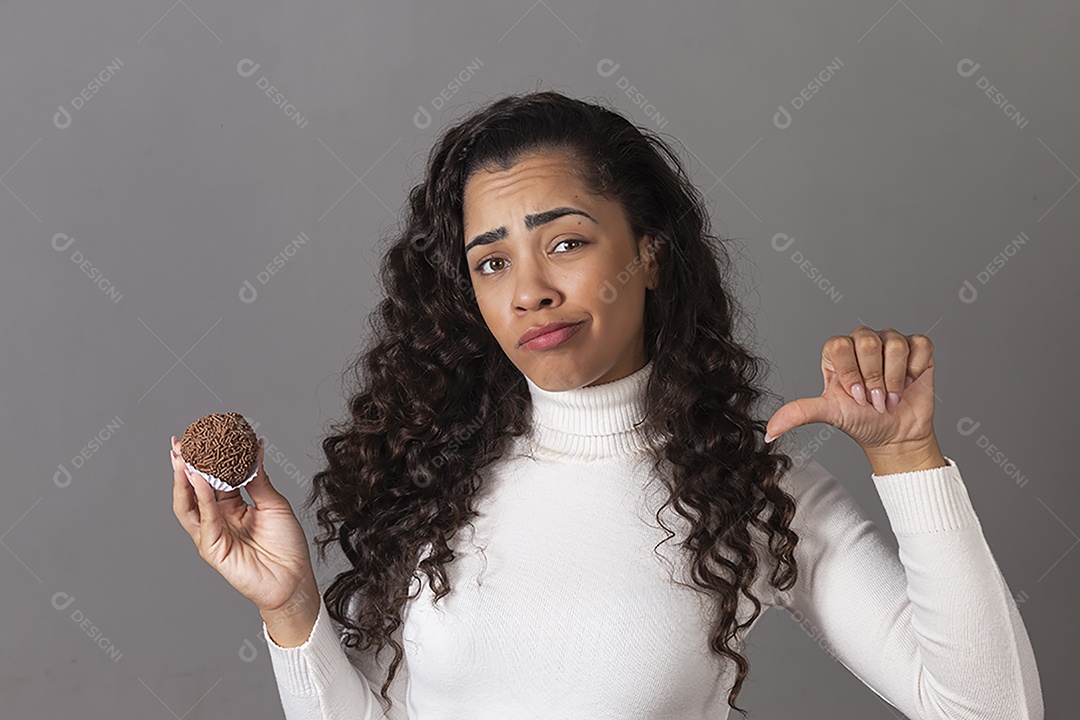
top-left (638, 234), bottom-right (660, 289)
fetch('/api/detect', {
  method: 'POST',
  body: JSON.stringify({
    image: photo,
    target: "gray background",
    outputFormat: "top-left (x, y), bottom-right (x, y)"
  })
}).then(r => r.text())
top-left (2, 1), bottom-right (1075, 717)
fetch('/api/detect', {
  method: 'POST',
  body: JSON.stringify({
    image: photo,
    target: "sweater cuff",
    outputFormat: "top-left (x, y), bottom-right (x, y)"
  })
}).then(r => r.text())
top-left (871, 455), bottom-right (980, 536)
top-left (262, 594), bottom-right (350, 697)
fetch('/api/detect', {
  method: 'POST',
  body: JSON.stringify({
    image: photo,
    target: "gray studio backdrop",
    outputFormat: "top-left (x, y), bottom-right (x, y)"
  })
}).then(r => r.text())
top-left (2, 1), bottom-right (1075, 717)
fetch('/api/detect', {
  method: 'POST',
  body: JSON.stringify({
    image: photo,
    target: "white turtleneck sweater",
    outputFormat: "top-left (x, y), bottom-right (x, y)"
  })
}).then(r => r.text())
top-left (261, 359), bottom-right (1043, 719)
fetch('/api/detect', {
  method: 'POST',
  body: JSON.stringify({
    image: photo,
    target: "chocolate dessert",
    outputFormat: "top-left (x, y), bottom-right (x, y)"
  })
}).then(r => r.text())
top-left (180, 412), bottom-right (260, 492)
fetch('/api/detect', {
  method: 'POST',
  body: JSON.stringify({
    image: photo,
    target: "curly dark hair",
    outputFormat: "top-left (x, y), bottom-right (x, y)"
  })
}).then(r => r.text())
top-left (303, 89), bottom-right (801, 718)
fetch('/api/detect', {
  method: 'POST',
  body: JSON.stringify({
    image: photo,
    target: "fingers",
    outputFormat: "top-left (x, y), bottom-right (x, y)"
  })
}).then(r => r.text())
top-left (187, 456), bottom-right (224, 552)
top-left (837, 327), bottom-right (915, 414)
top-left (878, 328), bottom-right (910, 414)
top-left (171, 437), bottom-right (200, 541)
top-left (826, 335), bottom-right (869, 408)
top-left (245, 438), bottom-right (288, 510)
top-left (842, 325), bottom-right (902, 410)
top-left (850, 327), bottom-right (888, 413)
top-left (214, 487), bottom-right (243, 503)
top-left (904, 334), bottom-right (934, 387)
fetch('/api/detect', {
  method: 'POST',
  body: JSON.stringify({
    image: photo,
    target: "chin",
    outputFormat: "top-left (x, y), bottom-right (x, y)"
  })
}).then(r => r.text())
top-left (518, 356), bottom-right (591, 391)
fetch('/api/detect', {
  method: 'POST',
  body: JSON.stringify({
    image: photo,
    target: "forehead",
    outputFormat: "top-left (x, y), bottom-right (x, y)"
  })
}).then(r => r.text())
top-left (462, 152), bottom-right (592, 227)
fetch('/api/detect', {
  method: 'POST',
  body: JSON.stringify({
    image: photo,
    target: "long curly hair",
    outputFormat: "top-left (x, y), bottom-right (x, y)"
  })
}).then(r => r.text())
top-left (303, 89), bottom-right (800, 718)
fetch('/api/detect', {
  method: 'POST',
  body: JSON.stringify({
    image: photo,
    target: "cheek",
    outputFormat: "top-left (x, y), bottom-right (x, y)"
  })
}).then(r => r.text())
top-left (566, 261), bottom-right (612, 300)
top-left (580, 259), bottom-right (635, 304)
top-left (602, 278), bottom-right (647, 329)
top-left (474, 290), bottom-right (513, 341)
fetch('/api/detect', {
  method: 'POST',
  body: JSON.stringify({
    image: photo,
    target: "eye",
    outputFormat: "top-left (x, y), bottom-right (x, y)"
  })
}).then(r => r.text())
top-left (474, 238), bottom-right (588, 276)
top-left (554, 238), bottom-right (587, 253)
top-left (475, 257), bottom-right (506, 276)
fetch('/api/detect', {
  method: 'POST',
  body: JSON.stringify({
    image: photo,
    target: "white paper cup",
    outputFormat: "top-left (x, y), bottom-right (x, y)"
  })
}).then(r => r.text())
top-left (183, 455), bottom-right (259, 493)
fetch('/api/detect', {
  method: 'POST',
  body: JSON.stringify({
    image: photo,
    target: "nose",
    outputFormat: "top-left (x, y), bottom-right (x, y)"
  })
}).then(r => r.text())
top-left (513, 257), bottom-right (561, 311)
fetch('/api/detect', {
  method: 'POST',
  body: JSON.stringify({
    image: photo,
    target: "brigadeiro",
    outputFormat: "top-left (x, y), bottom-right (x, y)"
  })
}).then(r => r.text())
top-left (180, 412), bottom-right (261, 492)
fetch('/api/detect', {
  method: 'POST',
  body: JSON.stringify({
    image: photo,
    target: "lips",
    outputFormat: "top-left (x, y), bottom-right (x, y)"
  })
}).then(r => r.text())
top-left (517, 321), bottom-right (584, 348)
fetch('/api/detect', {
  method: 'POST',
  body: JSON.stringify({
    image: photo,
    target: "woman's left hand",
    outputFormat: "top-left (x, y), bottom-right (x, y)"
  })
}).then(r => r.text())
top-left (764, 326), bottom-right (940, 460)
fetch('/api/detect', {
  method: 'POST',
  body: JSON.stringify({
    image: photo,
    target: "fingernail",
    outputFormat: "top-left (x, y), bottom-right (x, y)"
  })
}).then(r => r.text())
top-left (887, 391), bottom-right (901, 414)
top-left (851, 383), bottom-right (868, 406)
top-left (905, 374), bottom-right (915, 388)
top-left (870, 387), bottom-right (886, 414)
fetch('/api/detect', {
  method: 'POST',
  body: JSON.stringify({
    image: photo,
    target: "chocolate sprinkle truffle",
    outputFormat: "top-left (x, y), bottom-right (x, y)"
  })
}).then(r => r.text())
top-left (180, 412), bottom-right (260, 491)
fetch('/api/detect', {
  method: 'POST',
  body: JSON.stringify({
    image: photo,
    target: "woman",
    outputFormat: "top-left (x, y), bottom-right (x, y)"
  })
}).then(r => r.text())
top-left (170, 91), bottom-right (1043, 719)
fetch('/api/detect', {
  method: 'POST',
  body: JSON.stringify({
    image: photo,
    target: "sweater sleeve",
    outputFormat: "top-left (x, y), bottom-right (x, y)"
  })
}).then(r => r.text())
top-left (262, 593), bottom-right (410, 720)
top-left (769, 454), bottom-right (1044, 719)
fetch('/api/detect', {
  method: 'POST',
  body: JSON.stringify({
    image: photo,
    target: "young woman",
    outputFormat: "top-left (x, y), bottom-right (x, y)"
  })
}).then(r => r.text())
top-left (170, 91), bottom-right (1043, 719)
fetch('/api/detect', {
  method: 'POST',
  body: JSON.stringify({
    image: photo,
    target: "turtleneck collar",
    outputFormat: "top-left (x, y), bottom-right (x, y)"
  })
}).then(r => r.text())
top-left (522, 358), bottom-right (658, 462)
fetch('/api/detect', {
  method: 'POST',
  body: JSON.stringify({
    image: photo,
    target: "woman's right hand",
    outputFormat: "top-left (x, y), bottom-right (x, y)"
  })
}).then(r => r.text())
top-left (170, 435), bottom-right (319, 619)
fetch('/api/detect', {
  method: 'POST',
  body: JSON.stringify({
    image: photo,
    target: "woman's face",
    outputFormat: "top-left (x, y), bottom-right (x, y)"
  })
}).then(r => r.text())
top-left (462, 151), bottom-right (658, 390)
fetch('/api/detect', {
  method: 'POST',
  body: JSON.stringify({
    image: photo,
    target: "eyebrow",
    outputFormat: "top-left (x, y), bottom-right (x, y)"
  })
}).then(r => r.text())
top-left (464, 206), bottom-right (599, 255)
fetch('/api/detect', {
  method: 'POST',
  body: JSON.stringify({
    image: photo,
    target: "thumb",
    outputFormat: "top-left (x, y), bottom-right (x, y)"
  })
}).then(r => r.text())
top-left (245, 439), bottom-right (288, 510)
top-left (765, 395), bottom-right (832, 443)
